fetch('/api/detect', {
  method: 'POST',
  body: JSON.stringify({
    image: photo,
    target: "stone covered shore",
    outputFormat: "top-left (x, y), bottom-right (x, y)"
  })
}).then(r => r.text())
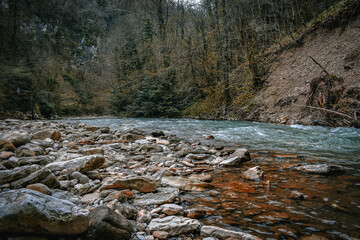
top-left (0, 119), bottom-right (262, 240)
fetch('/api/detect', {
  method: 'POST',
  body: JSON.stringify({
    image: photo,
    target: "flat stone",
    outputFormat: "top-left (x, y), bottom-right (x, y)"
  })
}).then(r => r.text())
top-left (161, 204), bottom-right (184, 216)
top-left (10, 167), bottom-right (60, 189)
top-left (134, 188), bottom-right (179, 206)
top-left (201, 226), bottom-right (261, 240)
top-left (297, 164), bottom-right (345, 175)
top-left (100, 177), bottom-right (157, 193)
top-left (0, 189), bottom-right (89, 235)
top-left (0, 165), bottom-right (40, 185)
top-left (46, 155), bottom-right (105, 173)
top-left (81, 192), bottom-right (100, 204)
top-left (153, 231), bottom-right (170, 240)
top-left (147, 216), bottom-right (200, 236)
top-left (161, 176), bottom-right (210, 191)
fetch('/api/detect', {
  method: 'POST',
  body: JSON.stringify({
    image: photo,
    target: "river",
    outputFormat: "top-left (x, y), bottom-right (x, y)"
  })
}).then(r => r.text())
top-left (58, 118), bottom-right (360, 239)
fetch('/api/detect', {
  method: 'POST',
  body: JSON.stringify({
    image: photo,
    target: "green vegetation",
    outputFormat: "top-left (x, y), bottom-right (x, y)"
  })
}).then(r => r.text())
top-left (0, 0), bottom-right (358, 119)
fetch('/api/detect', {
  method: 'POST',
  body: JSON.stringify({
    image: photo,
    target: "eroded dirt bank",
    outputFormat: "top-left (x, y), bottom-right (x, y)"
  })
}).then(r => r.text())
top-left (247, 15), bottom-right (360, 127)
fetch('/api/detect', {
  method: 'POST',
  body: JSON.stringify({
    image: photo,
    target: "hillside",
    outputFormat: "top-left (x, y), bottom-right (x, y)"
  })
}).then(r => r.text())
top-left (247, 14), bottom-right (360, 127)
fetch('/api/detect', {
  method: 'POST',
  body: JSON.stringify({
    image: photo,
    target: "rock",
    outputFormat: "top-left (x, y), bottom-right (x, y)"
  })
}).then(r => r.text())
top-left (71, 171), bottom-right (90, 184)
top-left (201, 226), bottom-right (261, 240)
top-left (32, 129), bottom-right (61, 141)
top-left (87, 206), bottom-right (135, 240)
top-left (113, 202), bottom-right (138, 220)
top-left (134, 188), bottom-right (179, 206)
top-left (186, 154), bottom-right (210, 160)
top-left (86, 170), bottom-right (102, 180)
top-left (242, 166), bottom-right (263, 181)
top-left (100, 127), bottom-right (110, 133)
top-left (123, 133), bottom-right (145, 142)
top-left (100, 177), bottom-right (157, 193)
top-left (79, 148), bottom-right (104, 156)
top-left (15, 143), bottom-right (44, 157)
top-left (18, 156), bottom-right (53, 166)
top-left (219, 156), bottom-right (243, 167)
top-left (2, 157), bottom-right (18, 168)
top-left (0, 189), bottom-right (89, 235)
top-left (26, 183), bottom-right (52, 195)
top-left (0, 162), bottom-right (6, 170)
top-left (10, 167), bottom-right (60, 189)
top-left (85, 126), bottom-right (99, 132)
top-left (297, 164), bottom-right (345, 175)
top-left (0, 165), bottom-right (40, 185)
top-left (0, 151), bottom-right (15, 160)
top-left (137, 209), bottom-right (152, 223)
top-left (153, 231), bottom-right (170, 240)
top-left (229, 148), bottom-right (251, 161)
top-left (31, 138), bottom-right (54, 148)
top-left (81, 192), bottom-right (100, 204)
top-left (161, 204), bottom-right (184, 216)
top-left (151, 131), bottom-right (165, 137)
top-left (162, 176), bottom-right (210, 191)
top-left (46, 155), bottom-right (105, 173)
top-left (147, 216), bottom-right (200, 236)
top-left (184, 208), bottom-right (207, 219)
top-left (156, 139), bottom-right (170, 145)
top-left (1, 131), bottom-right (31, 147)
top-left (0, 140), bottom-right (16, 152)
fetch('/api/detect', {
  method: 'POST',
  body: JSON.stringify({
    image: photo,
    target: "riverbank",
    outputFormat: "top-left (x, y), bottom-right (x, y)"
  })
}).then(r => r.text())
top-left (0, 119), bottom-right (358, 239)
top-left (0, 119), bottom-right (261, 240)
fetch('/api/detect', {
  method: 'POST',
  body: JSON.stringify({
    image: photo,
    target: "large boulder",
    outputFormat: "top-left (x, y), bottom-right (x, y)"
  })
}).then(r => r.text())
top-left (0, 189), bottom-right (89, 235)
top-left (147, 216), bottom-right (200, 236)
top-left (200, 226), bottom-right (261, 240)
top-left (10, 167), bottom-right (60, 189)
top-left (219, 148), bottom-right (251, 167)
top-left (46, 155), bottom-right (105, 173)
top-left (100, 177), bottom-right (157, 193)
top-left (0, 165), bottom-right (40, 185)
top-left (1, 131), bottom-right (31, 147)
top-left (32, 129), bottom-right (61, 141)
top-left (87, 206), bottom-right (135, 240)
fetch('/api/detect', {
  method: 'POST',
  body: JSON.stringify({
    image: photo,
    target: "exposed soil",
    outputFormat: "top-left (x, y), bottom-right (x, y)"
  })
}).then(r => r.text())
top-left (248, 15), bottom-right (360, 127)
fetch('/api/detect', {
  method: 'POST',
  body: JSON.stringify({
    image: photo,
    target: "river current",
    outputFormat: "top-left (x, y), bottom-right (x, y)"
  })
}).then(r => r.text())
top-left (58, 118), bottom-right (360, 239)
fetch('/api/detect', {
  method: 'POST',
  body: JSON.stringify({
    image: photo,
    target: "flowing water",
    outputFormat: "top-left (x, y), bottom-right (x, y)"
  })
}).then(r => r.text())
top-left (58, 118), bottom-right (360, 239)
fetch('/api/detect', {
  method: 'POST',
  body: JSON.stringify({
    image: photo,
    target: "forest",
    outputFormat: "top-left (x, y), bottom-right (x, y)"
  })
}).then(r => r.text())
top-left (0, 0), bottom-right (358, 119)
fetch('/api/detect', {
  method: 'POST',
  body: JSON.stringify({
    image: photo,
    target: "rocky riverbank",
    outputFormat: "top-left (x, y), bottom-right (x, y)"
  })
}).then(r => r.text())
top-left (0, 119), bottom-right (266, 240)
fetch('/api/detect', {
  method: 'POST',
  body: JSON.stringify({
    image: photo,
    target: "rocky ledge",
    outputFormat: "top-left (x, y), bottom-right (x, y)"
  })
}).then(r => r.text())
top-left (0, 119), bottom-right (261, 240)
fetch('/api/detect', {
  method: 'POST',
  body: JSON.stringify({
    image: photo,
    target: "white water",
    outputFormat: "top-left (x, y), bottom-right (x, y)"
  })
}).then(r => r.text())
top-left (58, 118), bottom-right (360, 163)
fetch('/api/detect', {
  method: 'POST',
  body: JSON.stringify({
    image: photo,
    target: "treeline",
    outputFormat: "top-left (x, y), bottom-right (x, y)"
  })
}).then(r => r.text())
top-left (0, 0), bottom-right (356, 118)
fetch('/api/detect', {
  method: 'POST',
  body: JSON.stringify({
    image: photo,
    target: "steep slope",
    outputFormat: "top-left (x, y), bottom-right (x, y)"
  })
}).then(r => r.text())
top-left (248, 15), bottom-right (360, 127)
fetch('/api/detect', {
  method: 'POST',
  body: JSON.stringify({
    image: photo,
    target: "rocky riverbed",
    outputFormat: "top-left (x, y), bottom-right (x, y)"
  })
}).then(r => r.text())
top-left (0, 119), bottom-right (351, 240)
top-left (0, 119), bottom-right (264, 240)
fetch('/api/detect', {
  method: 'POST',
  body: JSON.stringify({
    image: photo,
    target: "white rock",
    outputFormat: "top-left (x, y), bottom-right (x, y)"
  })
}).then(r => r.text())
top-left (147, 216), bottom-right (200, 236)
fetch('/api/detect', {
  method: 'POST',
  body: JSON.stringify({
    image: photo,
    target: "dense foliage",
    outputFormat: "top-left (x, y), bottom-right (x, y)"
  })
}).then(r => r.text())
top-left (0, 0), bottom-right (357, 118)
